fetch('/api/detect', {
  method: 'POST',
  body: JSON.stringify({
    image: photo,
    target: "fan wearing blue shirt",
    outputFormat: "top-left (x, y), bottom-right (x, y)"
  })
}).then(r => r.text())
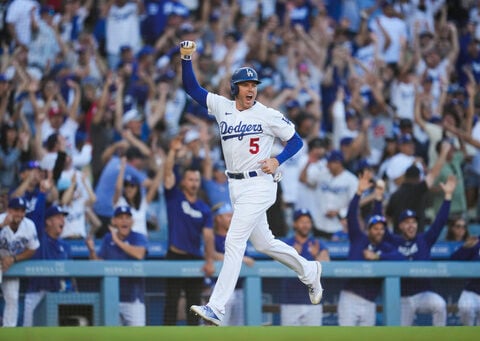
top-left (338, 173), bottom-right (405, 326)
top-left (162, 136), bottom-right (215, 325)
top-left (23, 205), bottom-right (71, 326)
top-left (451, 235), bottom-right (480, 326)
top-left (382, 175), bottom-right (456, 326)
top-left (86, 205), bottom-right (148, 326)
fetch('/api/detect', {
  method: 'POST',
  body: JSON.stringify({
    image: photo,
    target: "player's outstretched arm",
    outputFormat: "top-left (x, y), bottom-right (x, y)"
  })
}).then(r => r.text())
top-left (180, 41), bottom-right (208, 109)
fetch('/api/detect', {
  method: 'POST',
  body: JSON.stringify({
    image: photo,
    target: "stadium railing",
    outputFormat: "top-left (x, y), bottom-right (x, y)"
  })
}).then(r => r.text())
top-left (5, 260), bottom-right (479, 326)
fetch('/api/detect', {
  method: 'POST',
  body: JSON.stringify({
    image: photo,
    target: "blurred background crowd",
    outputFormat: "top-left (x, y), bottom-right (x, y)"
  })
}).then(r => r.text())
top-left (1, 0), bottom-right (479, 240)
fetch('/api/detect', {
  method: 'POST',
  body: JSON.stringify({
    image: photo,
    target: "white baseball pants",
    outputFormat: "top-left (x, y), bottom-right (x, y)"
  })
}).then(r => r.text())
top-left (281, 304), bottom-right (323, 326)
top-left (208, 175), bottom-right (317, 317)
top-left (23, 291), bottom-right (47, 326)
top-left (1, 278), bottom-right (19, 327)
top-left (119, 299), bottom-right (145, 326)
top-left (401, 291), bottom-right (446, 326)
top-left (338, 290), bottom-right (376, 326)
top-left (458, 290), bottom-right (480, 326)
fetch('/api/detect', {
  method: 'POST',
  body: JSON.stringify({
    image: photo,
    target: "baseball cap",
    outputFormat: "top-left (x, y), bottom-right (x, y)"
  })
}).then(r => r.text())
top-left (113, 205), bottom-right (133, 217)
top-left (120, 45), bottom-right (132, 53)
top-left (293, 208), bottom-right (312, 221)
top-left (124, 174), bottom-right (140, 186)
top-left (45, 205), bottom-right (68, 219)
top-left (398, 133), bottom-right (414, 144)
top-left (367, 214), bottom-right (387, 228)
top-left (399, 209), bottom-right (417, 223)
top-left (345, 108), bottom-right (357, 120)
top-left (357, 159), bottom-right (372, 173)
top-left (122, 109), bottom-right (143, 125)
top-left (340, 137), bottom-right (354, 146)
top-left (40, 5), bottom-right (55, 15)
top-left (285, 99), bottom-right (300, 110)
top-left (179, 23), bottom-right (196, 35)
top-left (326, 150), bottom-right (344, 163)
top-left (8, 197), bottom-right (27, 210)
top-left (137, 45), bottom-right (155, 59)
top-left (20, 160), bottom-right (40, 173)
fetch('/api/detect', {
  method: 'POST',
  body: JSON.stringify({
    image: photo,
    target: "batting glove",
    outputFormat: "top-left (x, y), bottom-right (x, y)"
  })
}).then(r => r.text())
top-left (180, 41), bottom-right (196, 60)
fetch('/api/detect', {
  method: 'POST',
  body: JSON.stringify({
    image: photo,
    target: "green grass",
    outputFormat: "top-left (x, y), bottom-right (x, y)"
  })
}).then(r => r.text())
top-left (0, 327), bottom-right (478, 341)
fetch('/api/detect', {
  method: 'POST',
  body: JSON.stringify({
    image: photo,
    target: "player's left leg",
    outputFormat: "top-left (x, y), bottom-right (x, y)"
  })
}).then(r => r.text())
top-left (204, 177), bottom-right (277, 320)
top-left (1, 278), bottom-right (20, 327)
top-left (400, 296), bottom-right (415, 326)
top-left (22, 291), bottom-right (46, 326)
top-left (458, 290), bottom-right (479, 326)
top-left (415, 291), bottom-right (447, 326)
top-left (119, 299), bottom-right (146, 326)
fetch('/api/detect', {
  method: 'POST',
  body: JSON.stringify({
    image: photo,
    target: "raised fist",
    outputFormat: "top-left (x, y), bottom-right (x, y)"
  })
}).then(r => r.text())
top-left (180, 41), bottom-right (196, 60)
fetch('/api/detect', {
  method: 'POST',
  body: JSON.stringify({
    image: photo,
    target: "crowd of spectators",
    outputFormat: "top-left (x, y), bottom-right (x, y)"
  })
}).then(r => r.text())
top-left (0, 0), bottom-right (480, 327)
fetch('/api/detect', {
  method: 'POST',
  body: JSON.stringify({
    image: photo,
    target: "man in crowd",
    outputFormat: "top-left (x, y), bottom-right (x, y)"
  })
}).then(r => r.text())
top-left (86, 205), bottom-right (148, 326)
top-left (0, 197), bottom-right (39, 327)
top-left (23, 205), bottom-right (72, 326)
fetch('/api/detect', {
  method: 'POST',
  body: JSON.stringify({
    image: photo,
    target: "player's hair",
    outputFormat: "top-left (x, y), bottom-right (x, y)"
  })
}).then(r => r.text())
top-left (230, 67), bottom-right (261, 97)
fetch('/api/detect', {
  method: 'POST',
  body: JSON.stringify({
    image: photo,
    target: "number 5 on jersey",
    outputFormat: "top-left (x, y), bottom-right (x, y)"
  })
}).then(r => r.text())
top-left (249, 137), bottom-right (260, 154)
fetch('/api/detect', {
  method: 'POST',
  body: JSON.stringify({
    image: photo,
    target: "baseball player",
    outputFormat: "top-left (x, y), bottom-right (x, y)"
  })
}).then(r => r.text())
top-left (339, 173), bottom-right (405, 326)
top-left (23, 205), bottom-right (71, 327)
top-left (179, 40), bottom-right (323, 326)
top-left (450, 235), bottom-right (480, 325)
top-left (0, 197), bottom-right (40, 327)
top-left (382, 175), bottom-right (456, 326)
top-left (86, 205), bottom-right (148, 326)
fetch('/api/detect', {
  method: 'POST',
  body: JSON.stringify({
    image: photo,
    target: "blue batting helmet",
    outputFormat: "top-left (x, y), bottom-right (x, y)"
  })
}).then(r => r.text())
top-left (230, 67), bottom-right (261, 97)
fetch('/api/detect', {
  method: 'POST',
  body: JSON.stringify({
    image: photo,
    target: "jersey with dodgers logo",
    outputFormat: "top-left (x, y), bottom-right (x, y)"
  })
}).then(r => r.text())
top-left (206, 93), bottom-right (295, 172)
top-left (0, 213), bottom-right (40, 258)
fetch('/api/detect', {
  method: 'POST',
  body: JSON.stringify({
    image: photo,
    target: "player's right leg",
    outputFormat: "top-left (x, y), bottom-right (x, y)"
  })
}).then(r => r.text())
top-left (1, 278), bottom-right (20, 327)
top-left (458, 290), bottom-right (477, 326)
top-left (22, 291), bottom-right (46, 326)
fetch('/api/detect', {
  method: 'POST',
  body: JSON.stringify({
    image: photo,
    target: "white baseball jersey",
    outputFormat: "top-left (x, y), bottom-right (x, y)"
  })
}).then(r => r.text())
top-left (306, 166), bottom-right (358, 233)
top-left (0, 213), bottom-right (40, 258)
top-left (206, 93), bottom-right (295, 172)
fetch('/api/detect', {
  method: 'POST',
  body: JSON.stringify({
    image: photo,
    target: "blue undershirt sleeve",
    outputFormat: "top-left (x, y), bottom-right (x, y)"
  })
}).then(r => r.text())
top-left (181, 59), bottom-right (208, 109)
top-left (275, 132), bottom-right (303, 165)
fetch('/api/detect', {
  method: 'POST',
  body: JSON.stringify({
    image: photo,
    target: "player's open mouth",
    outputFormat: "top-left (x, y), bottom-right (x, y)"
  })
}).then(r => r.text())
top-left (246, 95), bottom-right (253, 101)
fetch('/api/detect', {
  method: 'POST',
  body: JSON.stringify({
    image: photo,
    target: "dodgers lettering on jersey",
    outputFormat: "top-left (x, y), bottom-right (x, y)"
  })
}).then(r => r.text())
top-left (207, 93), bottom-right (295, 172)
top-left (219, 121), bottom-right (263, 140)
top-left (398, 242), bottom-right (419, 259)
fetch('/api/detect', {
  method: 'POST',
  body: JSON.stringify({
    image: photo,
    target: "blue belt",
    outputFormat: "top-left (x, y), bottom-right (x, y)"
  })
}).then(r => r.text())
top-left (226, 171), bottom-right (259, 179)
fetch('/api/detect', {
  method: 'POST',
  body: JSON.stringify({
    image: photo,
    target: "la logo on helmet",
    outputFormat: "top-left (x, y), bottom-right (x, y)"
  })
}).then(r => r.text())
top-left (246, 69), bottom-right (254, 77)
